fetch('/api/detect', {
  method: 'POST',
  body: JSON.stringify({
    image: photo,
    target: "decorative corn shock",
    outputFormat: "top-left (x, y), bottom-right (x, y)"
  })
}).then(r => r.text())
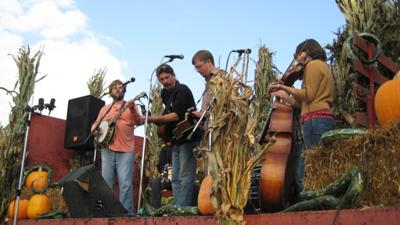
top-left (87, 67), bottom-right (107, 99)
top-left (205, 73), bottom-right (272, 225)
top-left (143, 84), bottom-right (164, 181)
top-left (0, 46), bottom-right (44, 219)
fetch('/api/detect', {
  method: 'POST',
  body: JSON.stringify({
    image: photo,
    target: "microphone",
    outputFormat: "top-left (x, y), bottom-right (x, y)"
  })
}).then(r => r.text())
top-left (121, 77), bottom-right (136, 87)
top-left (164, 54), bottom-right (184, 60)
top-left (133, 91), bottom-right (148, 101)
top-left (45, 98), bottom-right (56, 115)
top-left (37, 98), bottom-right (45, 112)
top-left (232, 49), bottom-right (252, 54)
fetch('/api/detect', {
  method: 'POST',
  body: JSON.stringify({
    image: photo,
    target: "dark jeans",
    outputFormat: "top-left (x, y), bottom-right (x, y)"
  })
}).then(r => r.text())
top-left (149, 176), bottom-right (199, 209)
top-left (302, 118), bottom-right (335, 149)
top-left (172, 141), bottom-right (200, 206)
top-left (293, 117), bottom-right (335, 198)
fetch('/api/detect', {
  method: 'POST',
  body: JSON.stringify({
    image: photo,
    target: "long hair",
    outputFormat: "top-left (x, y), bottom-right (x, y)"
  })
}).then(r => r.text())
top-left (295, 39), bottom-right (327, 61)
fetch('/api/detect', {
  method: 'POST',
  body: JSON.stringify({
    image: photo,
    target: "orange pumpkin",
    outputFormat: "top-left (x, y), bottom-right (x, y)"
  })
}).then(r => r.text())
top-left (375, 76), bottom-right (400, 126)
top-left (197, 175), bottom-right (217, 215)
top-left (8, 199), bottom-right (29, 219)
top-left (27, 194), bottom-right (51, 219)
top-left (25, 166), bottom-right (49, 192)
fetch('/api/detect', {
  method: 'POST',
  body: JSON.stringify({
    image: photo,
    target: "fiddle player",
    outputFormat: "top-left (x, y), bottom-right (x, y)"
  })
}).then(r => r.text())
top-left (146, 64), bottom-right (201, 206)
top-left (269, 38), bottom-right (336, 195)
top-left (91, 79), bottom-right (142, 216)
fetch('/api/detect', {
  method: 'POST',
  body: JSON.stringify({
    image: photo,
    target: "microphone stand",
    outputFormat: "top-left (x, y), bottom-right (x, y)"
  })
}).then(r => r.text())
top-left (12, 106), bottom-right (34, 225)
top-left (137, 56), bottom-right (174, 212)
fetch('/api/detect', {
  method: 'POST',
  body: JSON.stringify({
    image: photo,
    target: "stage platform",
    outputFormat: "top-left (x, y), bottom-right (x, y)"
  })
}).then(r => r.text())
top-left (14, 207), bottom-right (400, 225)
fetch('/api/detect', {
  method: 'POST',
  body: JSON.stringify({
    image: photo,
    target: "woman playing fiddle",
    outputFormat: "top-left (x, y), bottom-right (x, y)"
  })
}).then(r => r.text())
top-left (270, 38), bottom-right (335, 149)
top-left (269, 39), bottom-right (335, 196)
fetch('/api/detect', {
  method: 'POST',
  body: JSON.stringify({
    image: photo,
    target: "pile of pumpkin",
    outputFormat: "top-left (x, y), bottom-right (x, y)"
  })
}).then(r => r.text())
top-left (7, 166), bottom-right (52, 220)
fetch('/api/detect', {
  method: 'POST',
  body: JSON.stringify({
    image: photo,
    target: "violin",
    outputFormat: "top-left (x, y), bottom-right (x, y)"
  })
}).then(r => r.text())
top-left (280, 61), bottom-right (304, 87)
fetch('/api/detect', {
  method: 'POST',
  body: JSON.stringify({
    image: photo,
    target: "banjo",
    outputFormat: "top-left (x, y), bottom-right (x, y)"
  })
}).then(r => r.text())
top-left (97, 101), bottom-right (128, 147)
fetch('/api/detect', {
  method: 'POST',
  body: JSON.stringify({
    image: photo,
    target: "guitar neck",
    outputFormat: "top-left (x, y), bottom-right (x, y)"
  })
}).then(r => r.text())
top-left (111, 100), bottom-right (130, 123)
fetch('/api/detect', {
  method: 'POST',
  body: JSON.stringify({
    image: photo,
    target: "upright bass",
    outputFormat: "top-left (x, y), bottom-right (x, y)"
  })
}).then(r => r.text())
top-left (252, 62), bottom-right (303, 212)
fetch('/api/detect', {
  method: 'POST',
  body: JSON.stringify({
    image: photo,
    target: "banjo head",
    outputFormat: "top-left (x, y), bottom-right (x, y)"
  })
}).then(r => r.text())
top-left (98, 121), bottom-right (109, 142)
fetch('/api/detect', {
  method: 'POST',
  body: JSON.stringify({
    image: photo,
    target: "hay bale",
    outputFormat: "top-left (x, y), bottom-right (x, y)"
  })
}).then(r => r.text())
top-left (304, 122), bottom-right (400, 208)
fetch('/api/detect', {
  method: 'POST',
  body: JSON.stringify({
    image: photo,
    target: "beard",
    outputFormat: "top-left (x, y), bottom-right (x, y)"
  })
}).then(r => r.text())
top-left (112, 92), bottom-right (125, 101)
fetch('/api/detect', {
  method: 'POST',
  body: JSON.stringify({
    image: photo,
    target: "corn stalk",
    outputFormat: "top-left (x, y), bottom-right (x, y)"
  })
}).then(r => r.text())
top-left (329, 0), bottom-right (400, 127)
top-left (253, 45), bottom-right (277, 134)
top-left (87, 67), bottom-right (107, 99)
top-left (0, 46), bottom-right (44, 219)
top-left (141, 84), bottom-right (164, 181)
top-left (205, 73), bottom-right (272, 225)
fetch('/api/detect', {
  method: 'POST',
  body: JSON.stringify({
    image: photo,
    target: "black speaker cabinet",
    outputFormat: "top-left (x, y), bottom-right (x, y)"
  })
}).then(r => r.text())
top-left (60, 164), bottom-right (127, 218)
top-left (64, 95), bottom-right (105, 150)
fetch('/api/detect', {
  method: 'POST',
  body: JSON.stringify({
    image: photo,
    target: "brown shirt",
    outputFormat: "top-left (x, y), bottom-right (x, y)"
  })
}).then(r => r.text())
top-left (292, 60), bottom-right (335, 116)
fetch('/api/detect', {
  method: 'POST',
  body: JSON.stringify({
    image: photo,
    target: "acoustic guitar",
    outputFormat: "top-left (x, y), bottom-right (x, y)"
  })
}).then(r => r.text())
top-left (172, 111), bottom-right (200, 142)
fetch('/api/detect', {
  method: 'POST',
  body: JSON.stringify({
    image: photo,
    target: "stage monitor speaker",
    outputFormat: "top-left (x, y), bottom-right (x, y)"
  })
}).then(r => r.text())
top-left (60, 164), bottom-right (127, 218)
top-left (64, 95), bottom-right (105, 150)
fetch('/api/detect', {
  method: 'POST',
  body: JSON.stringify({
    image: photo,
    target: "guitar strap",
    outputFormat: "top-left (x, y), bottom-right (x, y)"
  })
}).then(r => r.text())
top-left (111, 101), bottom-right (127, 123)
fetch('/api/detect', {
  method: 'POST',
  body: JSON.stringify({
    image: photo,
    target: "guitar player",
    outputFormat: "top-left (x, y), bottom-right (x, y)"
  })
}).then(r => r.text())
top-left (146, 64), bottom-right (202, 207)
top-left (91, 79), bottom-right (142, 216)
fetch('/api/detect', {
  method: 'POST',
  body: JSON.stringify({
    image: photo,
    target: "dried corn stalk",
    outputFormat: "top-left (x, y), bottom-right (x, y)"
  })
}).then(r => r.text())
top-left (253, 45), bottom-right (277, 134)
top-left (0, 46), bottom-right (44, 218)
top-left (87, 67), bottom-right (107, 98)
top-left (141, 84), bottom-right (164, 181)
top-left (328, 0), bottom-right (400, 126)
top-left (205, 73), bottom-right (272, 225)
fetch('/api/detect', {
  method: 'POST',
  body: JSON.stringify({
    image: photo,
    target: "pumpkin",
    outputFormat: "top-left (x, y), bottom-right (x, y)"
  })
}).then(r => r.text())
top-left (8, 199), bottom-right (29, 219)
top-left (375, 75), bottom-right (400, 126)
top-left (25, 166), bottom-right (51, 192)
top-left (197, 175), bottom-right (217, 215)
top-left (27, 194), bottom-right (51, 219)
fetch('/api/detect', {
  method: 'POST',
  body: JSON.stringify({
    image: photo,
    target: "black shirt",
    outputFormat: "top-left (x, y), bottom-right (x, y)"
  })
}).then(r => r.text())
top-left (161, 81), bottom-right (201, 144)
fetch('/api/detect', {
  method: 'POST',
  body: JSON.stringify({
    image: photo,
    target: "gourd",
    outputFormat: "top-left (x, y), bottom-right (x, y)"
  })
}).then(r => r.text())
top-left (24, 166), bottom-right (52, 192)
top-left (197, 175), bottom-right (217, 215)
top-left (8, 199), bottom-right (29, 219)
top-left (27, 194), bottom-right (51, 219)
top-left (375, 76), bottom-right (400, 126)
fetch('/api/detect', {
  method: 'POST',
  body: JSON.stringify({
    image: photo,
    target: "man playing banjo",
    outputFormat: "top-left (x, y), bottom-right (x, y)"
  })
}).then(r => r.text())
top-left (91, 79), bottom-right (142, 216)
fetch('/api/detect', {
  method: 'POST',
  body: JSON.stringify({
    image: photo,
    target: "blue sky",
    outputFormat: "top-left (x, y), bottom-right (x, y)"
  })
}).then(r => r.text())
top-left (75, 0), bottom-right (345, 99)
top-left (0, 0), bottom-right (346, 135)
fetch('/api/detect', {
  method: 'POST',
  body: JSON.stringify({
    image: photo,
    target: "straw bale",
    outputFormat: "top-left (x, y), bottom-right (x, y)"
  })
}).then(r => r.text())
top-left (304, 122), bottom-right (400, 208)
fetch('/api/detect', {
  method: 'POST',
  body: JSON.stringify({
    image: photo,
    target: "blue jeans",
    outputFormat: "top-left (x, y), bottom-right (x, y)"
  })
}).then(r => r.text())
top-left (302, 118), bottom-right (335, 149)
top-left (171, 141), bottom-right (199, 206)
top-left (293, 118), bottom-right (335, 197)
top-left (293, 138), bottom-right (304, 196)
top-left (101, 148), bottom-right (134, 215)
